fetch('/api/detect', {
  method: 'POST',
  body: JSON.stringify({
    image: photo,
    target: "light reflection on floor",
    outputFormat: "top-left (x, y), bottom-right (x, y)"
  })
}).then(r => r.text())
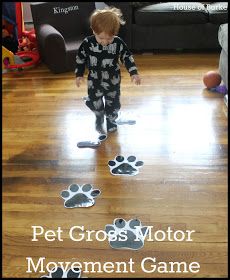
top-left (64, 112), bottom-right (98, 160)
top-left (63, 97), bottom-right (217, 165)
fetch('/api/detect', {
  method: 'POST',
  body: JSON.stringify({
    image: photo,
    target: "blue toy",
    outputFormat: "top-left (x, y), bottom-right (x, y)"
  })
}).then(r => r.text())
top-left (210, 85), bottom-right (228, 94)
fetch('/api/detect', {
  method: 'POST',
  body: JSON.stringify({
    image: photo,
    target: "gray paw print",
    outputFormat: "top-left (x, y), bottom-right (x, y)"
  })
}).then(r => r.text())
top-left (61, 184), bottom-right (101, 208)
top-left (40, 266), bottom-right (82, 278)
top-left (108, 155), bottom-right (144, 176)
top-left (105, 218), bottom-right (149, 250)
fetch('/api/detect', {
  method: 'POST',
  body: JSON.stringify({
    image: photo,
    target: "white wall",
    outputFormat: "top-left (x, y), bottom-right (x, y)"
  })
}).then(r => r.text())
top-left (22, 2), bottom-right (33, 23)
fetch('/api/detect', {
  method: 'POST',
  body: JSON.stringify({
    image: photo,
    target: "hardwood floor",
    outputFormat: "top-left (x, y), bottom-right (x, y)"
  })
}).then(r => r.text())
top-left (2, 53), bottom-right (228, 278)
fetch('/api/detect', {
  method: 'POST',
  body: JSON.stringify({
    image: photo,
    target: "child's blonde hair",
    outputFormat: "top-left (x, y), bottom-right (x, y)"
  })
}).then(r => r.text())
top-left (90, 7), bottom-right (125, 36)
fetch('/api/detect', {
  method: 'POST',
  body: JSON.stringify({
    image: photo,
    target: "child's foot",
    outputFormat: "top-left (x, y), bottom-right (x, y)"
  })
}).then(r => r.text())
top-left (95, 114), bottom-right (105, 134)
top-left (106, 118), bottom-right (117, 132)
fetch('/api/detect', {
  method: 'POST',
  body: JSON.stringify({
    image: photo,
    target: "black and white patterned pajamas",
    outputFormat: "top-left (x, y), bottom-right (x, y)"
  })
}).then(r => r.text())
top-left (75, 35), bottom-right (138, 122)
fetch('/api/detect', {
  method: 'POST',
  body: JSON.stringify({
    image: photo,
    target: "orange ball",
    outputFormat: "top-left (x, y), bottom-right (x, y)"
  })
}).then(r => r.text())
top-left (203, 71), bottom-right (222, 89)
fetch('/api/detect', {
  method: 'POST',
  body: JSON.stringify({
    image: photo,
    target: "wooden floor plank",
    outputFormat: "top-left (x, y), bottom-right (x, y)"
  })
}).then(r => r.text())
top-left (2, 53), bottom-right (228, 278)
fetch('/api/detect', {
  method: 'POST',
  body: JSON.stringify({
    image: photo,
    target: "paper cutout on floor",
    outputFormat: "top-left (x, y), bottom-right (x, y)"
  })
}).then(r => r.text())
top-left (77, 134), bottom-right (107, 148)
top-left (108, 155), bottom-right (144, 176)
top-left (61, 184), bottom-right (101, 208)
top-left (105, 218), bottom-right (149, 250)
top-left (40, 266), bottom-right (83, 278)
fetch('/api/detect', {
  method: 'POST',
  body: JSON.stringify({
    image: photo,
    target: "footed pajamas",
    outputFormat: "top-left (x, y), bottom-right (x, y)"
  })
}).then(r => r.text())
top-left (75, 35), bottom-right (138, 123)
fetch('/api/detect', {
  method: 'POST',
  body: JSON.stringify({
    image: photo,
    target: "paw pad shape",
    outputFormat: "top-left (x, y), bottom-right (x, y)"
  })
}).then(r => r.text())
top-left (105, 218), bottom-right (149, 250)
top-left (61, 184), bottom-right (101, 208)
top-left (108, 155), bottom-right (144, 176)
top-left (40, 266), bottom-right (82, 278)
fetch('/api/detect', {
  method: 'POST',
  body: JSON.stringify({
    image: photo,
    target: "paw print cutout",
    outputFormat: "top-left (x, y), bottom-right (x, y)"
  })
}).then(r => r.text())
top-left (105, 218), bottom-right (149, 250)
top-left (116, 111), bottom-right (136, 125)
top-left (61, 184), bottom-right (101, 208)
top-left (108, 155), bottom-right (144, 176)
top-left (40, 266), bottom-right (82, 278)
top-left (77, 134), bottom-right (107, 148)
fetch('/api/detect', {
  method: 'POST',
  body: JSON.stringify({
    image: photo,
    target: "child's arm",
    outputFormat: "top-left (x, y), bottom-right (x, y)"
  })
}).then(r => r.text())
top-left (119, 39), bottom-right (141, 85)
top-left (75, 40), bottom-right (87, 87)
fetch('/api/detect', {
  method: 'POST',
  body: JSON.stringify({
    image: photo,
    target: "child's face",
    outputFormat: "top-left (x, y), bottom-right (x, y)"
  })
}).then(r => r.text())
top-left (94, 31), bottom-right (114, 46)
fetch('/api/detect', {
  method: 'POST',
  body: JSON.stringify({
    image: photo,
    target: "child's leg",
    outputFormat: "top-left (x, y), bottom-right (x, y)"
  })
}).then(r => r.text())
top-left (85, 80), bottom-right (105, 133)
top-left (106, 114), bottom-right (118, 132)
top-left (95, 110), bottom-right (105, 134)
top-left (104, 87), bottom-right (121, 132)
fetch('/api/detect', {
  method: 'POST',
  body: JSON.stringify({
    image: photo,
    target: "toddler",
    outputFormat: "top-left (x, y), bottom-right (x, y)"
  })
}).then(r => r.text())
top-left (75, 7), bottom-right (141, 133)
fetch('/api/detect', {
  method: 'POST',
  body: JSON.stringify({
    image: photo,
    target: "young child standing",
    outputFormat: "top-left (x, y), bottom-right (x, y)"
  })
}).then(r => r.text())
top-left (75, 7), bottom-right (141, 133)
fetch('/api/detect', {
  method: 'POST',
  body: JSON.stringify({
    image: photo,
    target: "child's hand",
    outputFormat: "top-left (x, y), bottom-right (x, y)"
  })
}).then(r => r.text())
top-left (76, 77), bottom-right (84, 87)
top-left (131, 74), bottom-right (141, 85)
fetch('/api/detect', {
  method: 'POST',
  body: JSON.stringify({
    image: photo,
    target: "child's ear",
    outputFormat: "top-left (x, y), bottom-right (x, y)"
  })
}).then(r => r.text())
top-left (91, 28), bottom-right (97, 36)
